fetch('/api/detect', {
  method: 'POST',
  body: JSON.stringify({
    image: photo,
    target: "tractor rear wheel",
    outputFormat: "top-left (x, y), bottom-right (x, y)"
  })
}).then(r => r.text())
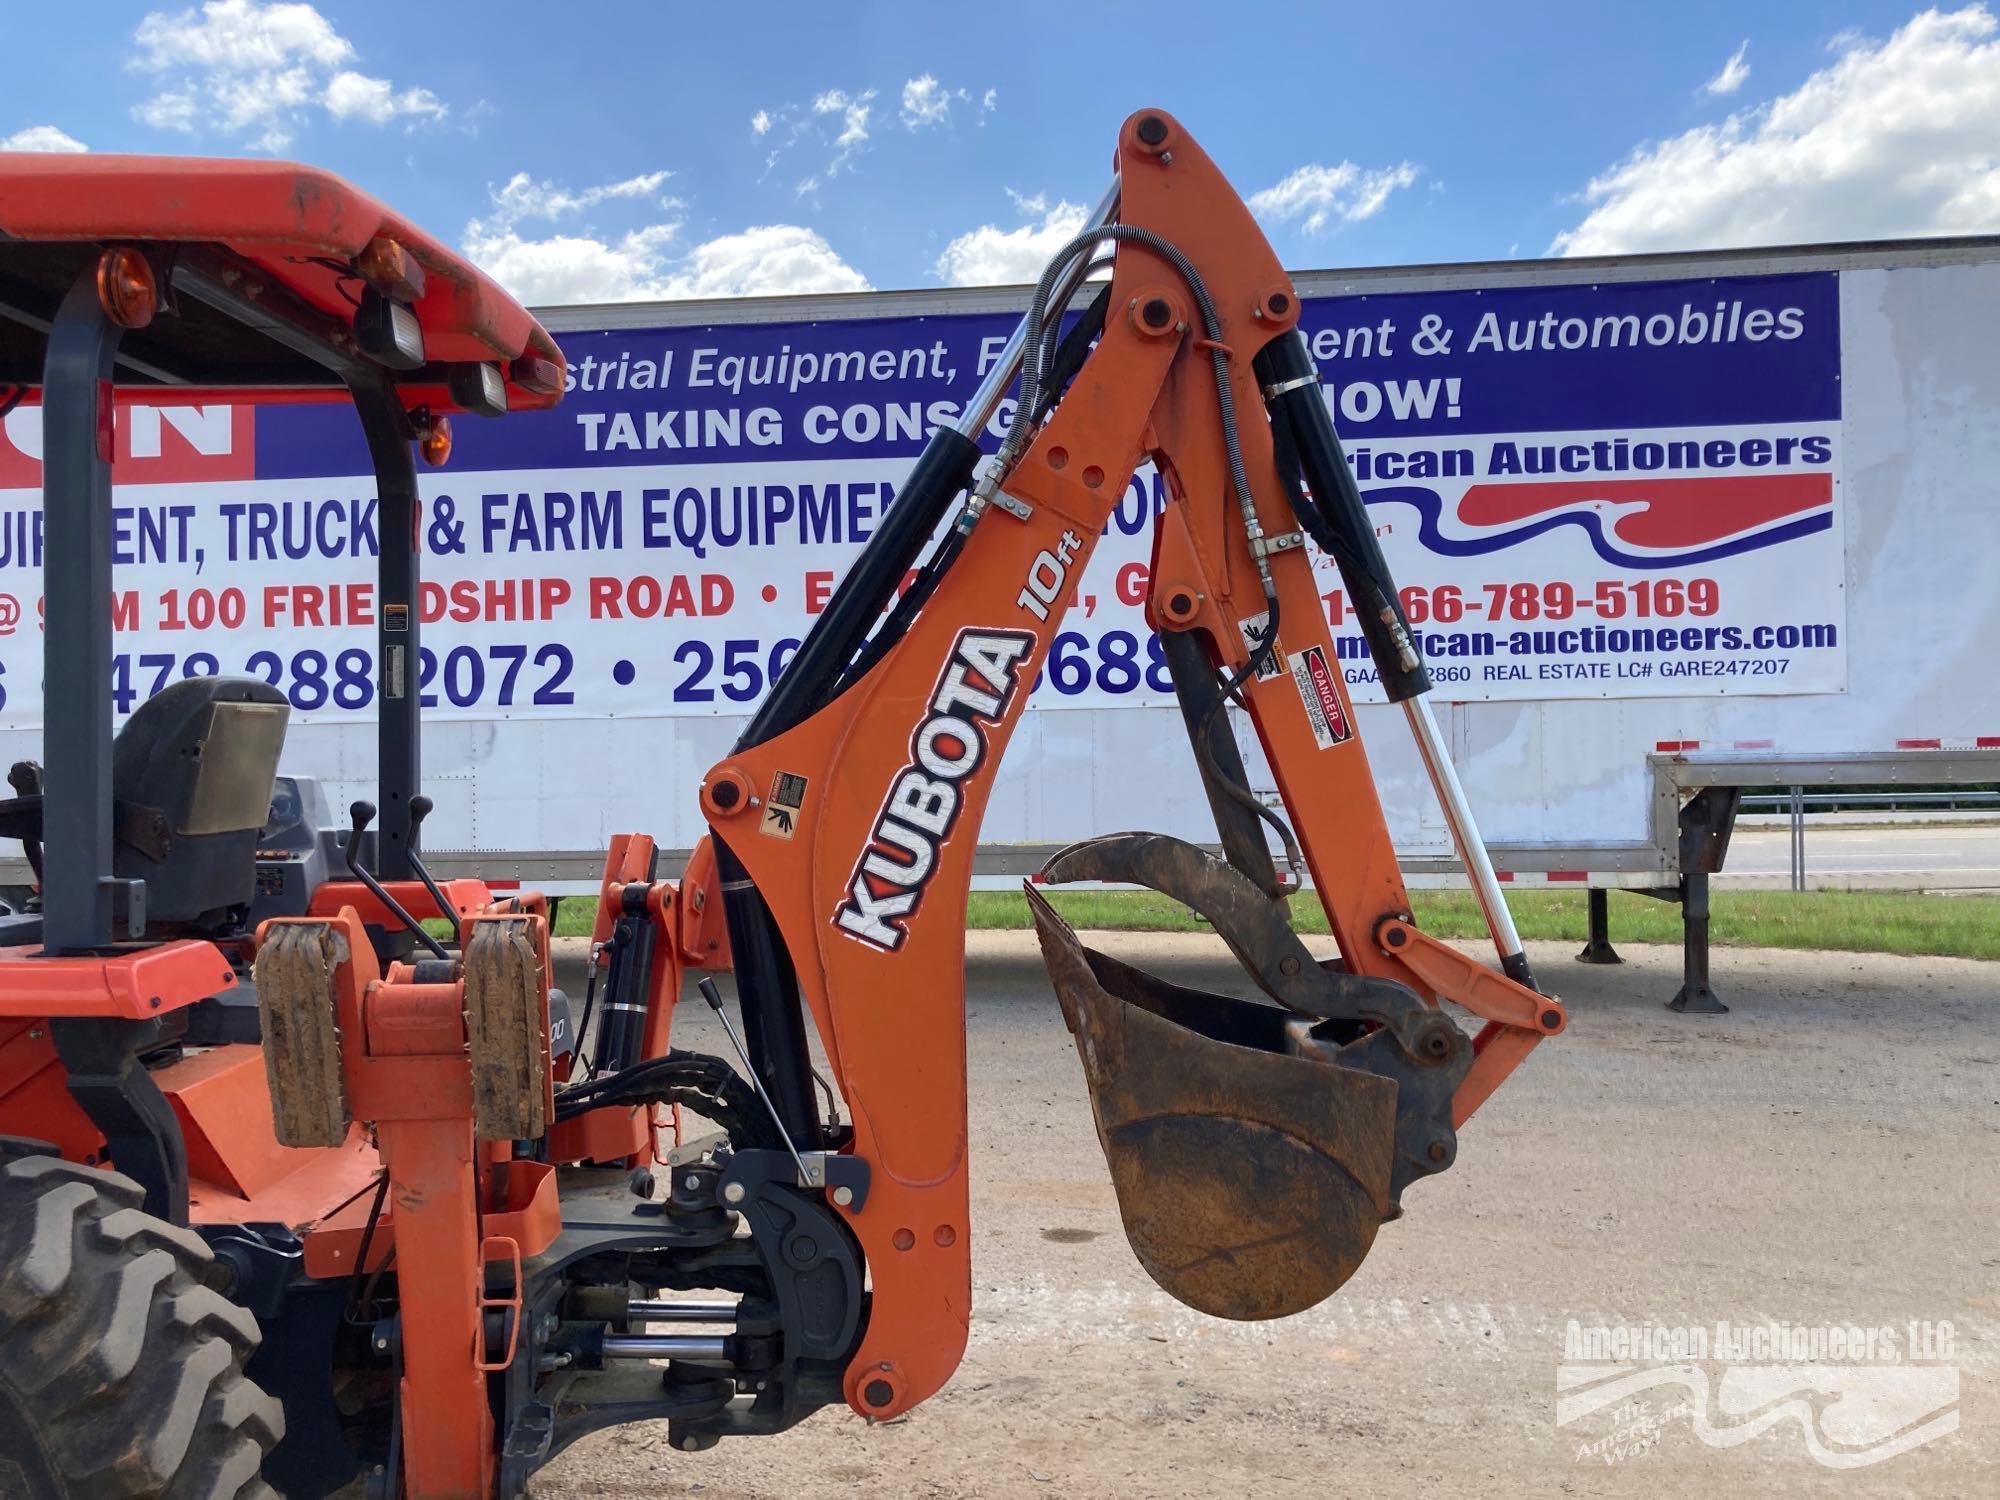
top-left (0, 1138), bottom-right (284, 1498)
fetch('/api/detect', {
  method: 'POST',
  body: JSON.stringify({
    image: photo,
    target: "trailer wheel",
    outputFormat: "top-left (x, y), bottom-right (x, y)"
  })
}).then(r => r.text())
top-left (0, 1138), bottom-right (284, 1498)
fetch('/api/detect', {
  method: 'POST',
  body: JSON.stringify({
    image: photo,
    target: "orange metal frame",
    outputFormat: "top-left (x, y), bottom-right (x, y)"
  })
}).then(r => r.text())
top-left (0, 154), bottom-right (565, 415)
top-left (699, 109), bottom-right (1561, 1423)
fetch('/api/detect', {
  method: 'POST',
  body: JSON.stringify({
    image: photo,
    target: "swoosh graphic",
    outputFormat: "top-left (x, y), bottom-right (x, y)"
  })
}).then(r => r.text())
top-left (1556, 1363), bottom-right (1960, 1469)
top-left (1365, 476), bottom-right (1833, 571)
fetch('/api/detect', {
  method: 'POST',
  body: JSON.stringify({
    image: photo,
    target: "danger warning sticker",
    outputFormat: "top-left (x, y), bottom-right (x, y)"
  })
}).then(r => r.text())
top-left (1288, 645), bottom-right (1352, 749)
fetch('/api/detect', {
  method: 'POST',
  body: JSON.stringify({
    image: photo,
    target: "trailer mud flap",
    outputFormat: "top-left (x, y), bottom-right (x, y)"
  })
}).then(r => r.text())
top-left (1026, 885), bottom-right (1398, 1320)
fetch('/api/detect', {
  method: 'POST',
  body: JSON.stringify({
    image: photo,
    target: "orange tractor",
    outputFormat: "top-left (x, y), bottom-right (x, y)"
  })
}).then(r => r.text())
top-left (0, 111), bottom-right (1562, 1497)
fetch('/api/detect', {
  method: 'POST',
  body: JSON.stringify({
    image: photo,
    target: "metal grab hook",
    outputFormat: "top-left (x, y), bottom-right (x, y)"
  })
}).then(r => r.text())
top-left (343, 799), bottom-right (448, 960)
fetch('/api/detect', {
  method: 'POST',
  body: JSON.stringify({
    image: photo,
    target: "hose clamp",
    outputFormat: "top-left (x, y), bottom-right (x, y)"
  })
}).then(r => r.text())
top-left (1261, 374), bottom-right (1319, 400)
top-left (1249, 530), bottom-right (1305, 559)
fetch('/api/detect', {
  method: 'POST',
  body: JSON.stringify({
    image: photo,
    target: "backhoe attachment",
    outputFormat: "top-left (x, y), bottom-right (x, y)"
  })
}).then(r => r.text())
top-left (699, 109), bottom-right (1563, 1419)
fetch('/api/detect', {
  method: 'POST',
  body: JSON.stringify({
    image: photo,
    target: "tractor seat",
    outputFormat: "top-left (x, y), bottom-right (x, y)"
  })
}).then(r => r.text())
top-left (110, 677), bottom-right (292, 930)
top-left (0, 677), bottom-right (291, 938)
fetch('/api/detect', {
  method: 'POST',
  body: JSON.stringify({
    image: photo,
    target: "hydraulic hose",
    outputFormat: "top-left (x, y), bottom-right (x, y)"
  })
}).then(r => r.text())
top-left (1257, 332), bottom-right (1430, 702)
top-left (992, 226), bottom-right (1276, 613)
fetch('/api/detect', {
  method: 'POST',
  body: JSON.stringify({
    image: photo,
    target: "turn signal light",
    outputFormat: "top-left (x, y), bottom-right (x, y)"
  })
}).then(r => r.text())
top-left (420, 415), bottom-right (453, 467)
top-left (95, 247), bottom-right (158, 329)
top-left (357, 236), bottom-right (426, 304)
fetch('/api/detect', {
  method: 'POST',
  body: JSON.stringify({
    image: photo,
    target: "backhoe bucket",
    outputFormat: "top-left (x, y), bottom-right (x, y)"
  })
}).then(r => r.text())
top-left (1027, 885), bottom-right (1400, 1320)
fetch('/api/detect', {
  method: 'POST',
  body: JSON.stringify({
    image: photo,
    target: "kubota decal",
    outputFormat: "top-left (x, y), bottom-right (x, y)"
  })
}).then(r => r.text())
top-left (835, 628), bottom-right (1035, 951)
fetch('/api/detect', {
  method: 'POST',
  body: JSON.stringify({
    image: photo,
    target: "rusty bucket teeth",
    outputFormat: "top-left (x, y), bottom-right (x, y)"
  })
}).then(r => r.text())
top-left (1026, 883), bottom-right (1399, 1321)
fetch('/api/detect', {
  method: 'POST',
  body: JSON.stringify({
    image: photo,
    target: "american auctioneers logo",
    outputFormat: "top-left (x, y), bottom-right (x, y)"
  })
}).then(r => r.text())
top-left (1557, 1318), bottom-right (1959, 1468)
top-left (1371, 470), bottom-right (1835, 571)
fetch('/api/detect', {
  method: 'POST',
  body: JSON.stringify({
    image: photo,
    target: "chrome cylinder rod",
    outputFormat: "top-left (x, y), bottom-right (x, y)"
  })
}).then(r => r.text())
top-left (601, 1334), bottom-right (729, 1361)
top-left (946, 176), bottom-right (1121, 441)
top-left (1402, 696), bottom-right (1532, 982)
top-left (627, 1300), bottom-right (738, 1324)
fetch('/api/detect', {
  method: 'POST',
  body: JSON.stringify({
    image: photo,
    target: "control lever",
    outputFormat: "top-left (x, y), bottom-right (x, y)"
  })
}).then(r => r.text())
top-left (344, 800), bottom-right (449, 960)
top-left (404, 795), bottom-right (462, 947)
top-left (697, 976), bottom-right (811, 1186)
top-left (6, 761), bottom-right (42, 889)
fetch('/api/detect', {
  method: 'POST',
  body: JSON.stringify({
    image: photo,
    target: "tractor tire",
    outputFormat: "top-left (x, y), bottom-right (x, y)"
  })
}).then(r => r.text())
top-left (0, 1138), bottom-right (284, 1498)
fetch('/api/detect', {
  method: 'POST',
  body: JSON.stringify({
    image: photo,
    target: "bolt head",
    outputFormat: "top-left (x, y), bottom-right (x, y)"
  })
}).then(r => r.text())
top-left (832, 1184), bottom-right (854, 1207)
top-left (1136, 114), bottom-right (1168, 145)
top-left (722, 1181), bottom-right (747, 1205)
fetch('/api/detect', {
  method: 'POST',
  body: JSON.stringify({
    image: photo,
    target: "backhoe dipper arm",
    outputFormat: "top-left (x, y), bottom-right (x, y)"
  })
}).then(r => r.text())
top-left (699, 109), bottom-right (1562, 1424)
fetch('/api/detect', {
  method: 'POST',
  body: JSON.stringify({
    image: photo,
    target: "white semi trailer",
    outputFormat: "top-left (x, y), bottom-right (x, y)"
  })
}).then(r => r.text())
top-left (1, 234), bottom-right (1993, 1005)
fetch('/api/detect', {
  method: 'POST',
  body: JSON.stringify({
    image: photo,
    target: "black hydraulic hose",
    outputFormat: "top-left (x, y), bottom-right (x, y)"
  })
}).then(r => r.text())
top-left (554, 1049), bottom-right (780, 1151)
top-left (1257, 332), bottom-right (1430, 702)
top-left (1189, 597), bottom-right (1303, 883)
top-left (737, 426), bottom-right (982, 750)
top-left (999, 226), bottom-right (1273, 614)
top-left (834, 523), bottom-right (968, 694)
top-left (712, 836), bottom-right (822, 1150)
top-left (1030, 285), bottom-right (1111, 425)
top-left (835, 284), bottom-right (1112, 699)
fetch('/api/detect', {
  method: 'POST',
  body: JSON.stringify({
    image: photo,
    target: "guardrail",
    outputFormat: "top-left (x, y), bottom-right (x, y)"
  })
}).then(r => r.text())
top-left (1740, 790), bottom-right (2000, 812)
top-left (1741, 787), bottom-right (1999, 891)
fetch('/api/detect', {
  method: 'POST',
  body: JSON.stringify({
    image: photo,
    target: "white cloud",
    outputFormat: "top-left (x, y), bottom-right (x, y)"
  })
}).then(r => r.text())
top-left (129, 0), bottom-right (447, 150)
top-left (463, 169), bottom-right (866, 304)
top-left (1248, 160), bottom-right (1423, 234)
top-left (901, 74), bottom-right (950, 129)
top-left (899, 75), bottom-right (997, 130)
top-left (812, 87), bottom-right (875, 166)
top-left (1554, 5), bottom-right (2000, 255)
top-left (479, 169), bottom-right (675, 226)
top-left (324, 70), bottom-right (446, 124)
top-left (468, 225), bottom-right (682, 305)
top-left (656, 226), bottom-right (871, 299)
top-left (751, 109), bottom-right (772, 136)
top-left (936, 194), bottom-right (1090, 286)
top-left (134, 0), bottom-right (350, 70)
top-left (1704, 39), bottom-right (1752, 96)
top-left (1, 125), bottom-right (88, 152)
top-left (470, 223), bottom-right (870, 304)
top-left (135, 89), bottom-right (200, 132)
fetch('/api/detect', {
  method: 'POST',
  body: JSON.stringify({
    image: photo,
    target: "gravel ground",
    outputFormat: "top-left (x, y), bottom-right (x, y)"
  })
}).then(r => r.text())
top-left (533, 934), bottom-right (1998, 1498)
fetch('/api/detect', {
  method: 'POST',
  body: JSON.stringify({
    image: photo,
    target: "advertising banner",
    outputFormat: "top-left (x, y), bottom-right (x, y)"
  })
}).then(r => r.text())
top-left (0, 270), bottom-right (1845, 729)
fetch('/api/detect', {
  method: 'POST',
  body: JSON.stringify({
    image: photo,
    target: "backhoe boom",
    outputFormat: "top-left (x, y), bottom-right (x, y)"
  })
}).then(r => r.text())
top-left (698, 108), bottom-right (1564, 1423)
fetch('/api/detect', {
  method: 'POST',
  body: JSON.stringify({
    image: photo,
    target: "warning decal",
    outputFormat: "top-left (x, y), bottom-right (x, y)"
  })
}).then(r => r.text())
top-left (1288, 645), bottom-right (1352, 749)
top-left (762, 769), bottom-right (808, 839)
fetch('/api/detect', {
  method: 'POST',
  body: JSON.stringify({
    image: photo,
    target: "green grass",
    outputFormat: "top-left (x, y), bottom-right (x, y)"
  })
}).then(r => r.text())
top-left (503, 887), bottom-right (2000, 962)
top-left (961, 887), bottom-right (2000, 962)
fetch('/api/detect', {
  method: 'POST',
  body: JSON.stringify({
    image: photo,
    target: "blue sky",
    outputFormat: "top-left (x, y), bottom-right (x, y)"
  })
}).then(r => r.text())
top-left (3, 1), bottom-right (1997, 304)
